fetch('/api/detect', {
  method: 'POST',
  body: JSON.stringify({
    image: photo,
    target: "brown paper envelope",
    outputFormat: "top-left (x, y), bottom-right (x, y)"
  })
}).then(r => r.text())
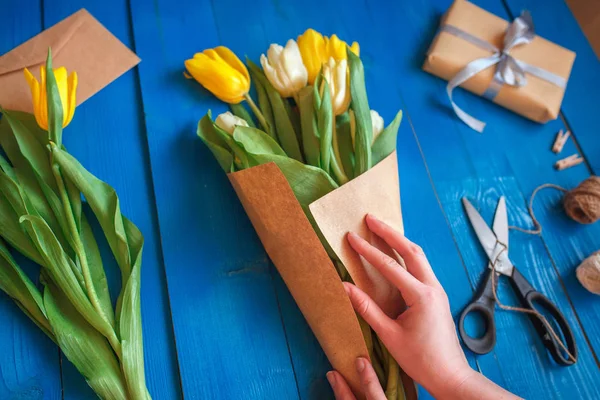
top-left (229, 163), bottom-right (369, 398)
top-left (309, 152), bottom-right (405, 319)
top-left (423, 0), bottom-right (575, 122)
top-left (0, 9), bottom-right (140, 113)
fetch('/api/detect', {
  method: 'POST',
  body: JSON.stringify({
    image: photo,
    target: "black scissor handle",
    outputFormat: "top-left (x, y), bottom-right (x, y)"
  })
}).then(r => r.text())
top-left (510, 268), bottom-right (578, 366)
top-left (459, 269), bottom-right (498, 355)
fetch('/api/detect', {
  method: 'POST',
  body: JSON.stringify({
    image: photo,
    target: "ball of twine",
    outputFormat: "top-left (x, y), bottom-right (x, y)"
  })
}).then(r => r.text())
top-left (563, 176), bottom-right (600, 224)
top-left (576, 252), bottom-right (600, 295)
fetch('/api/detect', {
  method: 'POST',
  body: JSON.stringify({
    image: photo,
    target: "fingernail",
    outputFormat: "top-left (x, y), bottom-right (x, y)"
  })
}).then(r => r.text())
top-left (356, 357), bottom-right (366, 373)
top-left (347, 231), bottom-right (358, 240)
top-left (326, 371), bottom-right (336, 388)
top-left (342, 281), bottom-right (352, 295)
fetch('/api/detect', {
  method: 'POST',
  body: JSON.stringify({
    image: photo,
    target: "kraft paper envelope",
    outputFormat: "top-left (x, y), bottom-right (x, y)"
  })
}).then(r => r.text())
top-left (229, 163), bottom-right (369, 397)
top-left (0, 9), bottom-right (140, 113)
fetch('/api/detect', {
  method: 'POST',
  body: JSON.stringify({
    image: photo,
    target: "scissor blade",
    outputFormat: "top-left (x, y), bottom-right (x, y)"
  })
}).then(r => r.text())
top-left (462, 197), bottom-right (500, 262)
top-left (492, 196), bottom-right (509, 249)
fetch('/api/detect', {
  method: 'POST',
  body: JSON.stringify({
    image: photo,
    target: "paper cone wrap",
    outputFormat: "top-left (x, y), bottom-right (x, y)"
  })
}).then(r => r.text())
top-left (229, 152), bottom-right (417, 399)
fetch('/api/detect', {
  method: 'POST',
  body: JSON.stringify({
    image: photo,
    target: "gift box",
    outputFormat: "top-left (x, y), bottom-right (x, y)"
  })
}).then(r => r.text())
top-left (229, 152), bottom-right (418, 400)
top-left (423, 0), bottom-right (575, 130)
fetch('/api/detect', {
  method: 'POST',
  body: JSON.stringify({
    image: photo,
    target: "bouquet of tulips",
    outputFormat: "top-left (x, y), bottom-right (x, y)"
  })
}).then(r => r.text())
top-left (187, 29), bottom-right (414, 400)
top-left (0, 51), bottom-right (150, 399)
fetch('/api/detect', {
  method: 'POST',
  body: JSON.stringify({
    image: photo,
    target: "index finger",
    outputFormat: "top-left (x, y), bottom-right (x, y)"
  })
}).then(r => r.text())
top-left (365, 214), bottom-right (439, 286)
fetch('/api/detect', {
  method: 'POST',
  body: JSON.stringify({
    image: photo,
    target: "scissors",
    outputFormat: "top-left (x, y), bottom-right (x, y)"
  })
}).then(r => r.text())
top-left (458, 196), bottom-right (577, 365)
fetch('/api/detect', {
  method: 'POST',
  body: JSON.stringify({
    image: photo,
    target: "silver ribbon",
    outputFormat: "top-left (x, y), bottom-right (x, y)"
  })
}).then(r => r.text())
top-left (444, 11), bottom-right (567, 132)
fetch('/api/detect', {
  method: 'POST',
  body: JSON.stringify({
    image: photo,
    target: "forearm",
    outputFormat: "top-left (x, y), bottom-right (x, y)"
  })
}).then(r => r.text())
top-left (430, 368), bottom-right (521, 400)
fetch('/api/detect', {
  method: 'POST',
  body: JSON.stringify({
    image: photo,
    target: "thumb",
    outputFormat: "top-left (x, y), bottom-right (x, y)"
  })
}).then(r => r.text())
top-left (356, 358), bottom-right (387, 400)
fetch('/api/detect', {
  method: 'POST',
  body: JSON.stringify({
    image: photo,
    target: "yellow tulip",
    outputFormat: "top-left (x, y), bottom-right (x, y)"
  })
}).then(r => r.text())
top-left (297, 29), bottom-right (360, 85)
top-left (24, 66), bottom-right (77, 131)
top-left (297, 29), bottom-right (328, 85)
top-left (185, 47), bottom-right (250, 104)
top-left (326, 34), bottom-right (360, 61)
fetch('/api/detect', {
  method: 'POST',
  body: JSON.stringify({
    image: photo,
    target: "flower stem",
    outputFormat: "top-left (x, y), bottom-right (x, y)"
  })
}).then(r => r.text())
top-left (49, 145), bottom-right (120, 357)
top-left (329, 122), bottom-right (348, 185)
top-left (244, 93), bottom-right (268, 131)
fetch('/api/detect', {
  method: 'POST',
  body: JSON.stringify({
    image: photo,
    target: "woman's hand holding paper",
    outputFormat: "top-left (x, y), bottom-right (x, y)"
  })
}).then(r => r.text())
top-left (328, 214), bottom-right (520, 400)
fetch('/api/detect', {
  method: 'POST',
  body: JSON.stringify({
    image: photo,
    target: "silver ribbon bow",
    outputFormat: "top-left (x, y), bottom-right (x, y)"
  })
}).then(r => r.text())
top-left (444, 11), bottom-right (567, 132)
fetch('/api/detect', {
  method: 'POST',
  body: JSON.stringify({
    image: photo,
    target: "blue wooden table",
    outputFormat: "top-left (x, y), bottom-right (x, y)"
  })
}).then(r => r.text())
top-left (1, 0), bottom-right (600, 398)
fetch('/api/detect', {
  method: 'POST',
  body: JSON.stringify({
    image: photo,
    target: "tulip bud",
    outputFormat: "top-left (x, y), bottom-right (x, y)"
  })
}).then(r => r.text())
top-left (322, 57), bottom-right (350, 116)
top-left (185, 47), bottom-right (250, 104)
top-left (260, 39), bottom-right (308, 98)
top-left (215, 111), bottom-right (249, 134)
top-left (24, 66), bottom-right (77, 131)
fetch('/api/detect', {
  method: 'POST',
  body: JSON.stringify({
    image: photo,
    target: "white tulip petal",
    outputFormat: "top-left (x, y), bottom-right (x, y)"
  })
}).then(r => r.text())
top-left (215, 111), bottom-right (249, 135)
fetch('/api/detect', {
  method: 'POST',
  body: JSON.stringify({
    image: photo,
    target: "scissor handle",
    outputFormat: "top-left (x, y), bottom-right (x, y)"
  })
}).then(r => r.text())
top-left (510, 268), bottom-right (577, 366)
top-left (459, 269), bottom-right (498, 355)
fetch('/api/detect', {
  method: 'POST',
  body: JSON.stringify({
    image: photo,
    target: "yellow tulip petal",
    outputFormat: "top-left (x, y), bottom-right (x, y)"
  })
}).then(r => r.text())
top-left (53, 67), bottom-right (70, 125)
top-left (65, 71), bottom-right (77, 127)
top-left (213, 46), bottom-right (250, 84)
top-left (40, 67), bottom-right (49, 130)
top-left (297, 28), bottom-right (327, 85)
top-left (350, 41), bottom-right (360, 56)
top-left (327, 34), bottom-right (347, 60)
top-left (185, 58), bottom-right (247, 103)
top-left (24, 68), bottom-right (46, 130)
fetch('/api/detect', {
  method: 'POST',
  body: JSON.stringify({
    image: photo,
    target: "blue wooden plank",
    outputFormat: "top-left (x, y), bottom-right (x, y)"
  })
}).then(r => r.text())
top-left (502, 0), bottom-right (600, 174)
top-left (40, 1), bottom-right (182, 398)
top-left (208, 1), bottom-right (480, 398)
top-left (438, 177), bottom-right (600, 399)
top-left (128, 0), bottom-right (301, 398)
top-left (363, 0), bottom-right (600, 397)
top-left (0, 1), bottom-right (63, 399)
top-left (455, 0), bottom-right (600, 373)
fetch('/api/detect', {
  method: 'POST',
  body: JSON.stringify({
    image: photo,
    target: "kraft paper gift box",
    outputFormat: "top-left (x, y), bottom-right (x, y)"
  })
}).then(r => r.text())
top-left (423, 0), bottom-right (575, 125)
top-left (229, 152), bottom-right (417, 400)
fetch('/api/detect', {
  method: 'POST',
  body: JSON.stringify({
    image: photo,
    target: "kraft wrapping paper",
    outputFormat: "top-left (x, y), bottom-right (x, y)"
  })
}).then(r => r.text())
top-left (229, 151), bottom-right (417, 399)
top-left (423, 0), bottom-right (575, 123)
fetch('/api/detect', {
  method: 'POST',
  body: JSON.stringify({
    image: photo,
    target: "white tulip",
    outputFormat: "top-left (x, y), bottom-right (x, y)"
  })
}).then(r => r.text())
top-left (349, 109), bottom-right (385, 148)
top-left (260, 39), bottom-right (308, 98)
top-left (215, 111), bottom-right (249, 135)
top-left (370, 110), bottom-right (384, 142)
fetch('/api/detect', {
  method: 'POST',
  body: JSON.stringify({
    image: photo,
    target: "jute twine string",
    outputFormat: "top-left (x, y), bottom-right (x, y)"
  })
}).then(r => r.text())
top-left (489, 241), bottom-right (577, 363)
top-left (509, 177), bottom-right (600, 234)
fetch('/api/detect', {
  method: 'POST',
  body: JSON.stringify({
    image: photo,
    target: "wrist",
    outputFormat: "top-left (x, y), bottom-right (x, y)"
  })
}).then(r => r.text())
top-left (427, 365), bottom-right (477, 400)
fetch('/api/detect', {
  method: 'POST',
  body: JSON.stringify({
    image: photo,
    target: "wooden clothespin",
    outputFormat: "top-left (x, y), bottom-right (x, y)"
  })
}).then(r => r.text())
top-left (555, 154), bottom-right (584, 170)
top-left (552, 129), bottom-right (570, 153)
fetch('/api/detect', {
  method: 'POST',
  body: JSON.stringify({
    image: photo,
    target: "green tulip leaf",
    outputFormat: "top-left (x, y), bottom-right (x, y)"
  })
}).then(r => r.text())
top-left (372, 110), bottom-right (402, 166)
top-left (317, 80), bottom-right (333, 175)
top-left (297, 85), bottom-right (321, 168)
top-left (247, 63), bottom-right (276, 139)
top-left (336, 113), bottom-right (355, 180)
top-left (233, 126), bottom-right (286, 160)
top-left (247, 61), bottom-right (304, 163)
top-left (44, 281), bottom-right (128, 400)
top-left (0, 238), bottom-right (53, 339)
top-left (197, 113), bottom-right (234, 172)
top-left (45, 50), bottom-right (64, 146)
top-left (348, 50), bottom-right (372, 176)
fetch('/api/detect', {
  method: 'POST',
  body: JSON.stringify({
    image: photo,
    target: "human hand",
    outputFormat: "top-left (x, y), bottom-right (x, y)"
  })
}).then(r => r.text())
top-left (330, 214), bottom-right (472, 399)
